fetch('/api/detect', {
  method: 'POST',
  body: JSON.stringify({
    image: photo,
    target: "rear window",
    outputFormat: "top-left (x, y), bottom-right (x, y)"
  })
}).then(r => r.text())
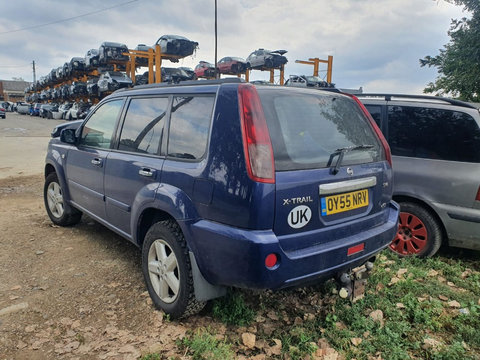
top-left (257, 87), bottom-right (383, 171)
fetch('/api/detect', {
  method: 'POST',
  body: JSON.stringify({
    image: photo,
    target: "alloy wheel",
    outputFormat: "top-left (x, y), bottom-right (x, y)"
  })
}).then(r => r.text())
top-left (147, 239), bottom-right (180, 304)
top-left (390, 212), bottom-right (428, 255)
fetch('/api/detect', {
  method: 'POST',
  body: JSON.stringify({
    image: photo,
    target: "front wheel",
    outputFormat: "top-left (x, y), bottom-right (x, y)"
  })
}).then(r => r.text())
top-left (142, 220), bottom-right (205, 319)
top-left (390, 202), bottom-right (443, 257)
top-left (44, 172), bottom-right (82, 226)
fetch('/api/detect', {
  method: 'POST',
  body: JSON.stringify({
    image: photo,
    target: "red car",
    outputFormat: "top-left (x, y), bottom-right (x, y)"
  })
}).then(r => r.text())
top-left (217, 57), bottom-right (247, 74)
top-left (194, 61), bottom-right (216, 78)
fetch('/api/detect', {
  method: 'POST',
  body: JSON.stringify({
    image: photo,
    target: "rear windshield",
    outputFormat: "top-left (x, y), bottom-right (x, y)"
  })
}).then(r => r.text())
top-left (257, 87), bottom-right (383, 171)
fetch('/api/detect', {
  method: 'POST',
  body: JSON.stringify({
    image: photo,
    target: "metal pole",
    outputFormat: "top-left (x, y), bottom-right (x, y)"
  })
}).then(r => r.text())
top-left (32, 60), bottom-right (36, 84)
top-left (214, 0), bottom-right (218, 79)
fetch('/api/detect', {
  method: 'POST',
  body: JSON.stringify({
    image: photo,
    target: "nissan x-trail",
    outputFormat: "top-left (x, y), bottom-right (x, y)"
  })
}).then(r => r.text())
top-left (44, 79), bottom-right (399, 318)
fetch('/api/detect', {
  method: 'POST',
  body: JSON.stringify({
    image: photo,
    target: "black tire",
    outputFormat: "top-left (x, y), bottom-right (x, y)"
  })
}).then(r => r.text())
top-left (44, 172), bottom-right (82, 226)
top-left (390, 202), bottom-right (443, 257)
top-left (142, 220), bottom-right (205, 319)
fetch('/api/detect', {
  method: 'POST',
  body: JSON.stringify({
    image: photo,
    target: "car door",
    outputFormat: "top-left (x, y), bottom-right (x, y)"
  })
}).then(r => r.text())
top-left (104, 96), bottom-right (169, 236)
top-left (65, 99), bottom-right (125, 220)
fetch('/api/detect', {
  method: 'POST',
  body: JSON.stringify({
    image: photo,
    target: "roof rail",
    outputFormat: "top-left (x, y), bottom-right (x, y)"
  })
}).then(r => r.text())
top-left (357, 93), bottom-right (477, 109)
top-left (130, 77), bottom-right (245, 91)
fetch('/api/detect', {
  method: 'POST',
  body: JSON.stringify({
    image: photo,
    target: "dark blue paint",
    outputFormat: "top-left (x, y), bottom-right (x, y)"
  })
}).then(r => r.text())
top-left (45, 80), bottom-right (399, 291)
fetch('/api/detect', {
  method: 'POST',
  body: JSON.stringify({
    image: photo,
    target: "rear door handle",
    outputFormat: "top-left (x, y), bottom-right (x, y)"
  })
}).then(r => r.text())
top-left (139, 168), bottom-right (155, 177)
top-left (91, 158), bottom-right (103, 167)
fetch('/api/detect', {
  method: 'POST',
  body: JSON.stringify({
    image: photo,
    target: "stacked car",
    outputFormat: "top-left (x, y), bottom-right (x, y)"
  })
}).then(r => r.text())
top-left (25, 37), bottom-right (296, 109)
top-left (26, 34), bottom-right (202, 105)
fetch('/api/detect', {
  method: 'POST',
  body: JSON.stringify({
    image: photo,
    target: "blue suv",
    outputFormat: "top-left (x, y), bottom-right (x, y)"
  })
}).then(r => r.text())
top-left (44, 79), bottom-right (399, 318)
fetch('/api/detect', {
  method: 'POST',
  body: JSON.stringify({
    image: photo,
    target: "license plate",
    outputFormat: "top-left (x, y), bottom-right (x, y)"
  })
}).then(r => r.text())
top-left (321, 189), bottom-right (369, 216)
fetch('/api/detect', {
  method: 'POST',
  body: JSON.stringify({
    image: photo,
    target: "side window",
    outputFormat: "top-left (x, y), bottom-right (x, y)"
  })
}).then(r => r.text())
top-left (168, 96), bottom-right (215, 160)
top-left (364, 104), bottom-right (382, 127)
top-left (118, 97), bottom-right (168, 155)
top-left (388, 105), bottom-right (480, 162)
top-left (80, 99), bottom-right (123, 148)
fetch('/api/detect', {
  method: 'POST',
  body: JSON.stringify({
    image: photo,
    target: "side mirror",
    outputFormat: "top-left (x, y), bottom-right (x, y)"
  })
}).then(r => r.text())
top-left (60, 128), bottom-right (77, 144)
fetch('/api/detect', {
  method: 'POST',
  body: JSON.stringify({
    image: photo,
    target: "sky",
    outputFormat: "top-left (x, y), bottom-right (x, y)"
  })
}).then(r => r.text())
top-left (0, 0), bottom-right (469, 94)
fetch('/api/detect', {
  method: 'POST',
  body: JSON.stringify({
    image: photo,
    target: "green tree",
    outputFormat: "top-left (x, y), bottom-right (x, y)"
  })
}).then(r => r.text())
top-left (420, 0), bottom-right (480, 101)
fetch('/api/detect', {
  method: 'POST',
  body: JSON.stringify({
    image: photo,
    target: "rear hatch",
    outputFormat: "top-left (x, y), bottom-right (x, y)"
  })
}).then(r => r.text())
top-left (257, 87), bottom-right (390, 253)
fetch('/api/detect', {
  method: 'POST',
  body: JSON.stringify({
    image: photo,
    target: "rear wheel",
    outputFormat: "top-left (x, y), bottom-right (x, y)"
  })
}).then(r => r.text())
top-left (44, 172), bottom-right (82, 226)
top-left (390, 202), bottom-right (442, 257)
top-left (142, 220), bottom-right (205, 319)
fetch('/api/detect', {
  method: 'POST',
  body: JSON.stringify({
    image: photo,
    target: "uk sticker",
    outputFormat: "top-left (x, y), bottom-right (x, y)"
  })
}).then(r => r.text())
top-left (287, 205), bottom-right (312, 229)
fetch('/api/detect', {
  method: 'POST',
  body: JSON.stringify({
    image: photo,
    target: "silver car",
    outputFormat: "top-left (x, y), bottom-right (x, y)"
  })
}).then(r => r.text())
top-left (359, 94), bottom-right (480, 257)
top-left (246, 48), bottom-right (288, 69)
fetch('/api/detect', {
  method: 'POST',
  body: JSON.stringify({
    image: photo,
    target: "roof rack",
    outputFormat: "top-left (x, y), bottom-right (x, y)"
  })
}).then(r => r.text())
top-left (357, 93), bottom-right (477, 109)
top-left (129, 77), bottom-right (245, 91)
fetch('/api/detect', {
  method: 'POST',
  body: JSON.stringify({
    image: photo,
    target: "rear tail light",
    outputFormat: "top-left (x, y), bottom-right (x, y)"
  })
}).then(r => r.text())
top-left (344, 93), bottom-right (392, 167)
top-left (265, 253), bottom-right (278, 268)
top-left (476, 186), bottom-right (480, 201)
top-left (238, 84), bottom-right (275, 183)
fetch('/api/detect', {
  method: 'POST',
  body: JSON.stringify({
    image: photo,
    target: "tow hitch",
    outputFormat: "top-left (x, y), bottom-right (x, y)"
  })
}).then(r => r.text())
top-left (337, 259), bottom-right (375, 302)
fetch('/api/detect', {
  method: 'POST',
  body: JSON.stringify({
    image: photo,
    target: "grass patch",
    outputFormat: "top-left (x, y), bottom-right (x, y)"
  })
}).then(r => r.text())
top-left (316, 250), bottom-right (480, 360)
top-left (212, 290), bottom-right (256, 326)
top-left (179, 330), bottom-right (234, 360)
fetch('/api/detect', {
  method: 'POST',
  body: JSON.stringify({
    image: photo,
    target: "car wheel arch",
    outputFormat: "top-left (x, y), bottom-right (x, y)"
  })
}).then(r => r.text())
top-left (392, 194), bottom-right (448, 244)
top-left (44, 160), bottom-right (75, 214)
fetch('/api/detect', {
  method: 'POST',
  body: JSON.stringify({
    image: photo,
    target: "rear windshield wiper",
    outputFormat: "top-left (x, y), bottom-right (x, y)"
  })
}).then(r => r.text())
top-left (327, 145), bottom-right (374, 175)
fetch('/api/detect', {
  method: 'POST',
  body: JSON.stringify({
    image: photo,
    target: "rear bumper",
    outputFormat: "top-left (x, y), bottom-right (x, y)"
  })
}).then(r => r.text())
top-left (184, 201), bottom-right (399, 290)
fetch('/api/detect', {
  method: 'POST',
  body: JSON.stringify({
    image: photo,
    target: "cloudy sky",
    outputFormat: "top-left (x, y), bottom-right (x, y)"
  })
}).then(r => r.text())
top-left (0, 0), bottom-right (469, 93)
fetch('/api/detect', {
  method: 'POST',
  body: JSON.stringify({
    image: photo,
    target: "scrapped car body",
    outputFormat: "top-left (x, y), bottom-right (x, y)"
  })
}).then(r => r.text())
top-left (85, 49), bottom-right (100, 69)
top-left (44, 79), bottom-right (398, 318)
top-left (194, 61), bottom-right (216, 78)
top-left (154, 34), bottom-right (198, 62)
top-left (246, 49), bottom-right (288, 69)
top-left (217, 57), bottom-right (247, 74)
top-left (70, 82), bottom-right (88, 96)
top-left (285, 75), bottom-right (336, 89)
top-left (161, 67), bottom-right (191, 83)
top-left (98, 42), bottom-right (129, 64)
top-left (97, 71), bottom-right (132, 96)
top-left (86, 77), bottom-right (99, 97)
top-left (57, 103), bottom-right (73, 119)
top-left (133, 44), bottom-right (151, 66)
top-left (67, 57), bottom-right (86, 75)
top-left (16, 102), bottom-right (31, 115)
top-left (360, 94), bottom-right (480, 257)
top-left (178, 67), bottom-right (196, 80)
top-left (39, 104), bottom-right (56, 118)
top-left (31, 103), bottom-right (43, 116)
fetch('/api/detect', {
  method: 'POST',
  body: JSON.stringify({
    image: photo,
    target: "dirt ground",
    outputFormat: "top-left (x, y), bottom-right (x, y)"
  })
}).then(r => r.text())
top-left (2, 114), bottom-right (322, 360)
top-left (0, 173), bottom-right (213, 359)
top-left (0, 114), bottom-right (208, 359)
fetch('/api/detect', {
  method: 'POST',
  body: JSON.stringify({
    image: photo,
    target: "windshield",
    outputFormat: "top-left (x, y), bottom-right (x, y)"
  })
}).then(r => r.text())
top-left (258, 87), bottom-right (383, 171)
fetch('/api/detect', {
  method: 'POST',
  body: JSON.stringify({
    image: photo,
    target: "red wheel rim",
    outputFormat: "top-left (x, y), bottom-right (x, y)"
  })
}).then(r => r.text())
top-left (390, 212), bottom-right (428, 255)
